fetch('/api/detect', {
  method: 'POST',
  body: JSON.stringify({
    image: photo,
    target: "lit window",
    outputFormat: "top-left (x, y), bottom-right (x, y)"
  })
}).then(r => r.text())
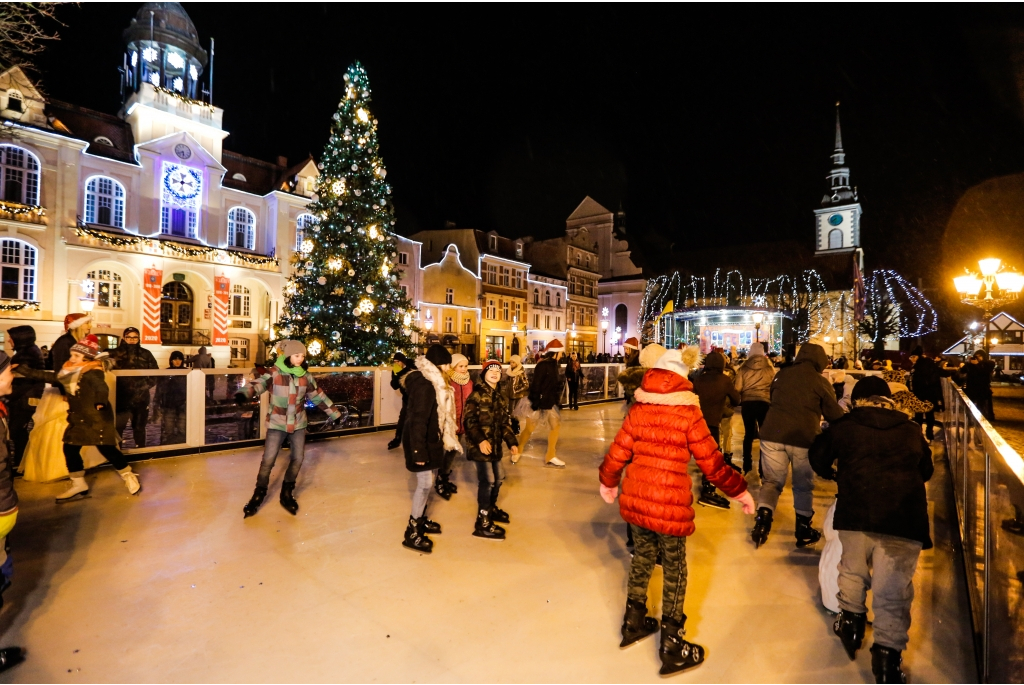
top-left (556, 316), bottom-right (561, 330)
top-left (445, 316), bottom-right (453, 333)
top-left (172, 77), bottom-right (184, 92)
top-left (464, 318), bottom-right (472, 334)
top-left (230, 338), bottom-right (250, 361)
top-left (489, 235), bottom-right (497, 251)
top-left (0, 239), bottom-right (36, 301)
top-left (167, 52), bottom-right (185, 70)
top-left (85, 176), bottom-right (125, 228)
top-left (296, 213), bottom-right (317, 251)
top-left (445, 288), bottom-right (454, 304)
top-left (85, 269), bottom-right (122, 308)
top-left (515, 241), bottom-right (523, 258)
top-left (231, 172), bottom-right (247, 182)
top-left (231, 284), bottom-right (251, 317)
top-left (228, 207), bottom-right (256, 250)
top-left (503, 301), bottom-right (510, 321)
top-left (0, 145), bottom-right (39, 206)
top-left (533, 288), bottom-right (539, 304)
top-left (93, 136), bottom-right (114, 147)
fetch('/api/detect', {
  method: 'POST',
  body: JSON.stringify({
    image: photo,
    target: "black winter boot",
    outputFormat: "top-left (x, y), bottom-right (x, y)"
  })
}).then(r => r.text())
top-left (489, 483), bottom-right (510, 524)
top-left (658, 615), bottom-right (705, 676)
top-left (0, 647), bottom-right (23, 674)
top-left (795, 513), bottom-right (822, 548)
top-left (833, 610), bottom-right (867, 660)
top-left (243, 486), bottom-right (268, 518)
top-left (870, 644), bottom-right (907, 683)
top-left (620, 598), bottom-right (659, 648)
top-left (280, 481), bottom-right (299, 515)
top-left (751, 507), bottom-right (773, 548)
top-left (697, 479), bottom-right (730, 509)
top-left (434, 473), bottom-right (453, 500)
top-left (402, 516), bottom-right (433, 553)
top-left (387, 437), bottom-right (401, 450)
top-left (473, 510), bottom-right (505, 540)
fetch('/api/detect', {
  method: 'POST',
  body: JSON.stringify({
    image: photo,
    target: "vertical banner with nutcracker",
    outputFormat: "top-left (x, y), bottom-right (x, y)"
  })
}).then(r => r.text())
top-left (142, 268), bottom-right (163, 344)
top-left (213, 275), bottom-right (230, 346)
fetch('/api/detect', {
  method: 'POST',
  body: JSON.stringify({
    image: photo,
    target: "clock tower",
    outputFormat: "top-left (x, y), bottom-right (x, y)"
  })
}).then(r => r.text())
top-left (814, 105), bottom-right (861, 255)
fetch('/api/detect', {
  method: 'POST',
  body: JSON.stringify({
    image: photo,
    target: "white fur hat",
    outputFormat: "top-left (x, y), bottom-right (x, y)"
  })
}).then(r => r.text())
top-left (654, 346), bottom-right (700, 377)
top-left (639, 343), bottom-right (667, 369)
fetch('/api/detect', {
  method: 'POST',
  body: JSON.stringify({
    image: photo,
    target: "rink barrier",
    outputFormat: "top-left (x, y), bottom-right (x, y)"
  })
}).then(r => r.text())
top-left (104, 363), bottom-right (626, 460)
top-left (942, 377), bottom-right (1024, 683)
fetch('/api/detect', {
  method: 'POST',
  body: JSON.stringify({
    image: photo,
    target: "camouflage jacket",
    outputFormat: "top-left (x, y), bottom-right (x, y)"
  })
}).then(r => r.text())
top-left (464, 381), bottom-right (518, 462)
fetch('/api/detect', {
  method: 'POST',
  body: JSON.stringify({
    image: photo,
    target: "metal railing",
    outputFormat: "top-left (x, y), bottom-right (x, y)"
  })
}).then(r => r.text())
top-left (105, 362), bottom-right (625, 457)
top-left (942, 377), bottom-right (1024, 682)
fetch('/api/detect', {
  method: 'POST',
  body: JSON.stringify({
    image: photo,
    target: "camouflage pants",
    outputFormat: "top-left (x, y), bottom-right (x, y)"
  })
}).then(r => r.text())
top-left (627, 523), bottom-right (688, 622)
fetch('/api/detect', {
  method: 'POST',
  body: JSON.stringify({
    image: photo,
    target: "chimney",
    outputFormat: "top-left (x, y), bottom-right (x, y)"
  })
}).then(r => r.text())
top-left (277, 155), bottom-right (288, 167)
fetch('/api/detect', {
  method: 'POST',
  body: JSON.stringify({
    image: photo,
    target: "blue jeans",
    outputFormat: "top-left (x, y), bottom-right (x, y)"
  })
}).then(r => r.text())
top-left (757, 440), bottom-right (814, 517)
top-left (256, 429), bottom-right (306, 488)
top-left (475, 459), bottom-right (506, 510)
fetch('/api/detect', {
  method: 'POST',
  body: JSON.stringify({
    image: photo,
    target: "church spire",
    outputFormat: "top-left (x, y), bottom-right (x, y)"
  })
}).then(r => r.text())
top-left (831, 102), bottom-right (845, 165)
top-left (822, 102), bottom-right (856, 207)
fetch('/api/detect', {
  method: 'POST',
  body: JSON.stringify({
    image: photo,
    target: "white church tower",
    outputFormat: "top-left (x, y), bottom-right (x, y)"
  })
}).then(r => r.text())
top-left (814, 105), bottom-right (861, 255)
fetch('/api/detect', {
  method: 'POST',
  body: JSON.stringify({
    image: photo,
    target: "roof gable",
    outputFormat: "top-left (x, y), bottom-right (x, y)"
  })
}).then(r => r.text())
top-left (567, 195), bottom-right (611, 222)
top-left (138, 130), bottom-right (225, 172)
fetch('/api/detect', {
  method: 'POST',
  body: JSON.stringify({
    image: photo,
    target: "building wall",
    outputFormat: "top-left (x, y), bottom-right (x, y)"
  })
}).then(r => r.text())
top-left (419, 245), bottom-right (480, 355)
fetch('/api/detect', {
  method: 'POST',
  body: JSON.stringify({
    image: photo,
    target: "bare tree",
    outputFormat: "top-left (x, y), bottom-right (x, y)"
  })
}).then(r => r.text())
top-left (0, 3), bottom-right (62, 78)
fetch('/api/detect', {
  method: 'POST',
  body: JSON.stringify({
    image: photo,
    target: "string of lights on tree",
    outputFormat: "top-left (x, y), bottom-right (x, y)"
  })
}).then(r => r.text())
top-left (74, 224), bottom-right (279, 267)
top-left (274, 61), bottom-right (414, 367)
top-left (861, 269), bottom-right (938, 340)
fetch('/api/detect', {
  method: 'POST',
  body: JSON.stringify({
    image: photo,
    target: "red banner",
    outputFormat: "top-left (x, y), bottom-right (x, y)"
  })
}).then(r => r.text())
top-left (142, 268), bottom-right (162, 345)
top-left (213, 275), bottom-right (230, 346)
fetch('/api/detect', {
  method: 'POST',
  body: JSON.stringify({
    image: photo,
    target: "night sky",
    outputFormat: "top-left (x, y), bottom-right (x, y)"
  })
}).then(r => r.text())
top-left (29, 4), bottom-right (1024, 294)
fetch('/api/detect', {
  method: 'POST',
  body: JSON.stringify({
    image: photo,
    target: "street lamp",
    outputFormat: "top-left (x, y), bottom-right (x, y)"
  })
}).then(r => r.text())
top-left (752, 311), bottom-right (764, 343)
top-left (601, 318), bottom-right (609, 354)
top-left (954, 257), bottom-right (1024, 353)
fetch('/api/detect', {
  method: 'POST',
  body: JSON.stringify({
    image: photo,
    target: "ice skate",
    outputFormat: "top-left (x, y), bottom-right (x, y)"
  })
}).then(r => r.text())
top-left (472, 510), bottom-right (505, 540)
top-left (402, 516), bottom-right (433, 554)
top-left (870, 644), bottom-right (907, 684)
top-left (280, 481), bottom-right (299, 515)
top-left (620, 598), bottom-right (659, 648)
top-left (833, 610), bottom-right (866, 660)
top-left (751, 507), bottom-right (773, 548)
top-left (658, 615), bottom-right (705, 676)
top-left (697, 480), bottom-right (730, 510)
top-left (243, 486), bottom-right (267, 518)
top-left (795, 513), bottom-right (822, 548)
top-left (56, 474), bottom-right (89, 503)
top-left (117, 467), bottom-right (141, 495)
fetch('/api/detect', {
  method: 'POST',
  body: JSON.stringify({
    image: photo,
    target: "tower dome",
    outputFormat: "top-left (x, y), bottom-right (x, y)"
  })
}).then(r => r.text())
top-left (123, 3), bottom-right (208, 100)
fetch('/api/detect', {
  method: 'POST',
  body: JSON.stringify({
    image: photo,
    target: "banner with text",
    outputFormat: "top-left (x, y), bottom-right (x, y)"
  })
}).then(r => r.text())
top-left (142, 268), bottom-right (163, 345)
top-left (213, 275), bottom-right (230, 346)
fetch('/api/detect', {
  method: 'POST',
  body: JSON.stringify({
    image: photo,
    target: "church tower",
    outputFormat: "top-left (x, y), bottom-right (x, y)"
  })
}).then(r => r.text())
top-left (814, 105), bottom-right (862, 255)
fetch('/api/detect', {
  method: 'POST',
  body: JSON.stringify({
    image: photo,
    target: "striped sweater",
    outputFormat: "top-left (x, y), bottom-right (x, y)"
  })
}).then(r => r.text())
top-left (242, 368), bottom-right (341, 433)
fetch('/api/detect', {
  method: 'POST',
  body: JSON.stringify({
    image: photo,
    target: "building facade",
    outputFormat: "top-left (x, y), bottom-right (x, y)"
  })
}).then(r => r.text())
top-left (526, 272), bottom-right (567, 356)
top-left (416, 244), bottom-right (480, 358)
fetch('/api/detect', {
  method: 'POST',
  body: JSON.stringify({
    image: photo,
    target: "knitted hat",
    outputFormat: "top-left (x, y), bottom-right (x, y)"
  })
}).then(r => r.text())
top-left (623, 337), bottom-right (639, 350)
top-left (393, 351), bottom-right (410, 365)
top-left (481, 359), bottom-right (502, 373)
top-left (639, 343), bottom-right (667, 368)
top-left (450, 353), bottom-right (468, 368)
top-left (509, 354), bottom-right (522, 365)
top-left (279, 340), bottom-right (306, 358)
top-left (704, 350), bottom-right (727, 370)
top-left (425, 344), bottom-right (452, 367)
top-left (749, 342), bottom-right (765, 357)
top-left (851, 375), bottom-right (892, 401)
top-left (70, 334), bottom-right (102, 360)
top-left (654, 346), bottom-right (700, 378)
top-left (64, 313), bottom-right (90, 331)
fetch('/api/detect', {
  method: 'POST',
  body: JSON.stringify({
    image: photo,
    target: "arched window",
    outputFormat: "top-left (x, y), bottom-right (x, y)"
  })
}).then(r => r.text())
top-left (545, 290), bottom-right (551, 306)
top-left (0, 239), bottom-right (36, 300)
top-left (828, 228), bottom-right (843, 250)
top-left (615, 304), bottom-right (628, 333)
top-left (0, 145), bottom-right (39, 206)
top-left (85, 176), bottom-right (125, 228)
top-left (556, 292), bottom-right (561, 307)
top-left (296, 213), bottom-right (317, 251)
top-left (533, 288), bottom-right (539, 305)
top-left (85, 269), bottom-right (122, 308)
top-left (228, 207), bottom-right (256, 250)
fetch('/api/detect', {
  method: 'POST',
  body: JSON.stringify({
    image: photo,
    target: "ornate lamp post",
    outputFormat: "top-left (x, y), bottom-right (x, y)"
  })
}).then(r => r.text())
top-left (954, 258), bottom-right (1024, 353)
top-left (752, 311), bottom-right (764, 343)
top-left (601, 318), bottom-right (609, 355)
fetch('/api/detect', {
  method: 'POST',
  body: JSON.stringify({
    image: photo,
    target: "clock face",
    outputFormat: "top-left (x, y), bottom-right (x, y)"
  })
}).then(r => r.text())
top-left (174, 143), bottom-right (192, 160)
top-left (164, 165), bottom-right (201, 201)
top-left (828, 213), bottom-right (844, 226)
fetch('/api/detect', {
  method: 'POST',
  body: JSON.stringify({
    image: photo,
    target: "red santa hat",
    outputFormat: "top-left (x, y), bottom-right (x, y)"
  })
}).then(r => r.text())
top-left (544, 339), bottom-right (564, 351)
top-left (623, 337), bottom-right (640, 350)
top-left (64, 313), bottom-right (91, 331)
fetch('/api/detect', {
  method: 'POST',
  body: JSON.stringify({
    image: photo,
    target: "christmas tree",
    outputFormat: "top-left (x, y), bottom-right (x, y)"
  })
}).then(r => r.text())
top-left (276, 62), bottom-right (415, 366)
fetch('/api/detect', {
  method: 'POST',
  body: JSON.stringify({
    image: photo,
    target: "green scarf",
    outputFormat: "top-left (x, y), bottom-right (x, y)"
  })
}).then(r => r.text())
top-left (275, 354), bottom-right (306, 377)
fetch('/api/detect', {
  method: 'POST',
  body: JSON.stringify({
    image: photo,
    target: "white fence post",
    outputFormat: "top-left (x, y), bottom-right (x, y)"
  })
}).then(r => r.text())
top-left (186, 369), bottom-right (205, 447)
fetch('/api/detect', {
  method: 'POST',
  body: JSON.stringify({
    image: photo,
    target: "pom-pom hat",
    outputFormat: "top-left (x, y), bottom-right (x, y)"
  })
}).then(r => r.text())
top-left (481, 359), bottom-right (502, 373)
top-left (70, 334), bottom-right (103, 360)
top-left (654, 346), bottom-right (700, 378)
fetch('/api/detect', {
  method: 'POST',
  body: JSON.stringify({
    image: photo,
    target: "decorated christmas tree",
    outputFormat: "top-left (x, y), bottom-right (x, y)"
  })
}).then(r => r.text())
top-left (275, 62), bottom-right (415, 366)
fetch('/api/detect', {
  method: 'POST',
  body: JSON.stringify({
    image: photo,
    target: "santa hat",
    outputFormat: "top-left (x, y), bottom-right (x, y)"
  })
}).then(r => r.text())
top-left (623, 337), bottom-right (639, 351)
top-left (654, 346), bottom-right (700, 378)
top-left (64, 313), bottom-right (91, 331)
top-left (544, 339), bottom-right (564, 351)
top-left (70, 334), bottom-right (103, 360)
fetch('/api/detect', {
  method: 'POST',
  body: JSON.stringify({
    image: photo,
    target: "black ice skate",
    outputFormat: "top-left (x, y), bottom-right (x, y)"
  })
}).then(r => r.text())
top-left (620, 598), bottom-right (659, 648)
top-left (243, 486), bottom-right (268, 518)
top-left (0, 647), bottom-right (23, 674)
top-left (434, 473), bottom-right (453, 500)
top-left (658, 615), bottom-right (705, 676)
top-left (387, 437), bottom-right (401, 450)
top-left (795, 513), bottom-right (822, 548)
top-left (402, 516), bottom-right (433, 554)
top-left (833, 610), bottom-right (867, 660)
top-left (751, 507), bottom-right (773, 548)
top-left (697, 480), bottom-right (730, 510)
top-left (870, 644), bottom-right (907, 684)
top-left (473, 510), bottom-right (505, 540)
top-left (420, 507), bottom-right (442, 534)
top-left (280, 481), bottom-right (299, 515)
top-left (489, 484), bottom-right (510, 523)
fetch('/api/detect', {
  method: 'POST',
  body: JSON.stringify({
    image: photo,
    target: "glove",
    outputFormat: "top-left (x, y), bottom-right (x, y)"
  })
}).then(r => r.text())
top-left (234, 392), bottom-right (249, 407)
top-left (599, 484), bottom-right (618, 504)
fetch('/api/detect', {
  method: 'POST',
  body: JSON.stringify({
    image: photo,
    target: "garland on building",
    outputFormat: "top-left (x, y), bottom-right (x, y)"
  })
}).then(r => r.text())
top-left (74, 224), bottom-right (279, 266)
top-left (0, 300), bottom-right (39, 312)
top-left (0, 200), bottom-right (44, 216)
top-left (274, 62), bottom-right (414, 366)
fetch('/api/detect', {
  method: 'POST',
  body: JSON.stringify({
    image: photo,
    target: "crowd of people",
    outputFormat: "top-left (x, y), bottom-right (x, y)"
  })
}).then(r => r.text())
top-left (0, 314), bottom-right (995, 679)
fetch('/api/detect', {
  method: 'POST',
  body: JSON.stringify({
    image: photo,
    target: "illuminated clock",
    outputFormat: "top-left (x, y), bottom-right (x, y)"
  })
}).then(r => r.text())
top-left (828, 214), bottom-right (844, 226)
top-left (174, 143), bottom-right (192, 160)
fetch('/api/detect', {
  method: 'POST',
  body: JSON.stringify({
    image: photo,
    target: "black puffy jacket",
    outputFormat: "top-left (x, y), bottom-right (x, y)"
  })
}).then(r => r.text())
top-left (464, 381), bottom-right (517, 462)
top-left (8, 325), bottom-right (43, 413)
top-left (112, 343), bottom-right (159, 408)
top-left (810, 402), bottom-right (934, 548)
top-left (402, 369), bottom-right (445, 473)
top-left (529, 356), bottom-right (562, 410)
top-left (759, 343), bottom-right (844, 448)
top-left (0, 406), bottom-right (18, 515)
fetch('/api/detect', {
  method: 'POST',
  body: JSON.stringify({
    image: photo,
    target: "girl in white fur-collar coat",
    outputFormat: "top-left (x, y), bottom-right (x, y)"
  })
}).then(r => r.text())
top-left (400, 344), bottom-right (462, 554)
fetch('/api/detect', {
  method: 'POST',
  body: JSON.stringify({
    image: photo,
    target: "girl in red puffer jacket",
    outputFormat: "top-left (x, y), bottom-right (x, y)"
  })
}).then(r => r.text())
top-left (599, 347), bottom-right (755, 676)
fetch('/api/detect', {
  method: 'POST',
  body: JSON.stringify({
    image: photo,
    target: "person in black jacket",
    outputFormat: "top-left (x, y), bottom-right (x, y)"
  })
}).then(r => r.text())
top-left (908, 346), bottom-right (941, 441)
top-left (49, 313), bottom-right (92, 378)
top-left (810, 376), bottom-right (933, 684)
top-left (387, 352), bottom-right (412, 450)
top-left (155, 351), bottom-right (188, 445)
top-left (112, 327), bottom-right (159, 448)
top-left (401, 344), bottom-right (461, 554)
top-left (5, 326), bottom-right (43, 467)
top-left (0, 351), bottom-right (25, 673)
top-left (564, 351), bottom-right (584, 410)
top-left (962, 349), bottom-right (995, 421)
top-left (517, 342), bottom-right (565, 467)
top-left (690, 351), bottom-right (741, 509)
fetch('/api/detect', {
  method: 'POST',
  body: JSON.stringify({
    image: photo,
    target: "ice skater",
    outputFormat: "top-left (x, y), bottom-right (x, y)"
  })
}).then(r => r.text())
top-left (0, 351), bottom-right (24, 673)
top-left (236, 340), bottom-right (341, 518)
top-left (516, 340), bottom-right (564, 467)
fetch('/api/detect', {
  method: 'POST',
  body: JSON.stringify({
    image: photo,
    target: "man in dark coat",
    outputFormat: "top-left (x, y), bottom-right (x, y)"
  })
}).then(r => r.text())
top-left (752, 343), bottom-right (845, 549)
top-left (908, 346), bottom-right (941, 441)
top-left (0, 351), bottom-right (24, 673)
top-left (5, 326), bottom-right (43, 467)
top-left (49, 313), bottom-right (92, 376)
top-left (387, 351), bottom-right (412, 450)
top-left (810, 376), bottom-right (933, 684)
top-left (400, 344), bottom-right (460, 553)
top-left (962, 349), bottom-right (995, 421)
top-left (690, 351), bottom-right (741, 508)
top-left (111, 327), bottom-right (159, 448)
top-left (518, 344), bottom-right (565, 467)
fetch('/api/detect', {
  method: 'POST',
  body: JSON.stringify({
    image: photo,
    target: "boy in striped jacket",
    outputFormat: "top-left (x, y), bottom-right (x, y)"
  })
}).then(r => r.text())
top-left (235, 340), bottom-right (341, 518)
